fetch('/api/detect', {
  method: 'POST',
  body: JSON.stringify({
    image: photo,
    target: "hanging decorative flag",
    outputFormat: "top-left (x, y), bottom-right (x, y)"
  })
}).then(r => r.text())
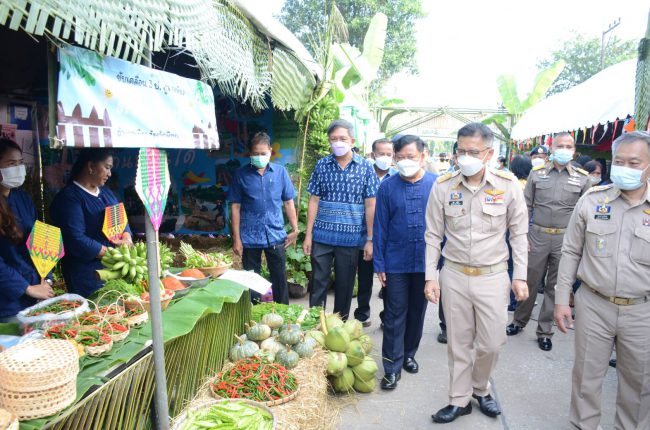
top-left (623, 117), bottom-right (635, 133)
top-left (591, 125), bottom-right (598, 144)
top-left (103, 203), bottom-right (128, 243)
top-left (26, 221), bottom-right (65, 279)
top-left (611, 119), bottom-right (619, 140)
top-left (135, 148), bottom-right (171, 231)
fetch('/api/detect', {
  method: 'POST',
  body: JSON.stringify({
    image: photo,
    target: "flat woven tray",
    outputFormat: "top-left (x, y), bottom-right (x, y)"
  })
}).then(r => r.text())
top-left (172, 398), bottom-right (275, 430)
top-left (209, 382), bottom-right (299, 407)
top-left (0, 378), bottom-right (76, 420)
top-left (0, 340), bottom-right (78, 393)
top-left (126, 312), bottom-right (148, 327)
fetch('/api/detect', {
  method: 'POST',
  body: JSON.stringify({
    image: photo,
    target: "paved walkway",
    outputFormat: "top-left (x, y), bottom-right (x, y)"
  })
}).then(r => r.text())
top-left (298, 284), bottom-right (619, 430)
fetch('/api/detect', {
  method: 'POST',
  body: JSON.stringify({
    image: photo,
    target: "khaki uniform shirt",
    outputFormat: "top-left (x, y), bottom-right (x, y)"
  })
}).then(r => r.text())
top-left (425, 169), bottom-right (529, 281)
top-left (524, 162), bottom-right (591, 228)
top-left (555, 184), bottom-right (650, 305)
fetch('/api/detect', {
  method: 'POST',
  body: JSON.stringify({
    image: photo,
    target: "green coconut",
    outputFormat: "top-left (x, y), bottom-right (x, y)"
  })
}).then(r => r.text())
top-left (326, 351), bottom-right (348, 376)
top-left (342, 319), bottom-right (363, 340)
top-left (352, 355), bottom-right (378, 382)
top-left (358, 334), bottom-right (373, 354)
top-left (325, 313), bottom-right (344, 331)
top-left (306, 330), bottom-right (325, 347)
top-left (353, 375), bottom-right (376, 393)
top-left (345, 340), bottom-right (365, 367)
top-left (330, 368), bottom-right (355, 393)
top-left (324, 326), bottom-right (350, 352)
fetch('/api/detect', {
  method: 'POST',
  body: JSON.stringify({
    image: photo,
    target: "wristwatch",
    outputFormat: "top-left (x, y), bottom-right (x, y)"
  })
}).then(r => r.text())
top-left (366, 236), bottom-right (373, 242)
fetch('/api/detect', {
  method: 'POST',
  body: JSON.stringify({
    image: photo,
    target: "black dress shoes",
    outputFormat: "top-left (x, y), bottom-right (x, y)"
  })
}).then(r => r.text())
top-left (472, 394), bottom-right (501, 417)
top-left (431, 404), bottom-right (472, 423)
top-left (437, 329), bottom-right (447, 344)
top-left (403, 357), bottom-right (419, 374)
top-left (506, 323), bottom-right (523, 336)
top-left (380, 372), bottom-right (401, 390)
top-left (609, 359), bottom-right (617, 368)
top-left (538, 337), bottom-right (552, 351)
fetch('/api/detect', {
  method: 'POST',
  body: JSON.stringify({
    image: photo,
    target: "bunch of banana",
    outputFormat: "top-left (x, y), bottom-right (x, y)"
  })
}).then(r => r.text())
top-left (159, 243), bottom-right (174, 271)
top-left (100, 244), bottom-right (148, 282)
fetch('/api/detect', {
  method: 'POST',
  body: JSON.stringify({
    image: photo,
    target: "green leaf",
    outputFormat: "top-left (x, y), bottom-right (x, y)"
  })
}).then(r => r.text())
top-left (482, 114), bottom-right (509, 125)
top-left (496, 74), bottom-right (522, 114)
top-left (522, 60), bottom-right (566, 110)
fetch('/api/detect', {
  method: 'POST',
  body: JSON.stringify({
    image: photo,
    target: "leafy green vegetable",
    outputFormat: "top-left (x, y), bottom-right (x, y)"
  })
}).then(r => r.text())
top-left (179, 400), bottom-right (273, 430)
top-left (251, 303), bottom-right (322, 330)
top-left (90, 279), bottom-right (142, 303)
top-left (180, 242), bottom-right (232, 268)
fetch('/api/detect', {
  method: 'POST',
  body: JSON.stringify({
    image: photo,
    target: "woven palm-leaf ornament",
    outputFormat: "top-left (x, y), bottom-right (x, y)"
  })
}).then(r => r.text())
top-left (635, 17), bottom-right (650, 131)
top-left (26, 221), bottom-right (65, 279)
top-left (135, 148), bottom-right (170, 231)
top-left (102, 203), bottom-right (128, 243)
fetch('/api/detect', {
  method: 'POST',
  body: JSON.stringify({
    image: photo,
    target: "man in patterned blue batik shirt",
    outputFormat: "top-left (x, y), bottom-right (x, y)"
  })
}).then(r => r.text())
top-left (304, 119), bottom-right (380, 320)
top-left (229, 132), bottom-right (298, 304)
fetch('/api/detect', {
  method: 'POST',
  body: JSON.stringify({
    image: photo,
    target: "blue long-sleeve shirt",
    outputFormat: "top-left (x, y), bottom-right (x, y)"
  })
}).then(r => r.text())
top-left (228, 162), bottom-right (296, 248)
top-left (373, 172), bottom-right (437, 274)
top-left (49, 183), bottom-right (131, 297)
top-left (0, 190), bottom-right (40, 318)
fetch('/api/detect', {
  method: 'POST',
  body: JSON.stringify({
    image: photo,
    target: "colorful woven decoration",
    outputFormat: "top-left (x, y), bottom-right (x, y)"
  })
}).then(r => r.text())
top-left (26, 221), bottom-right (65, 279)
top-left (102, 203), bottom-right (128, 243)
top-left (135, 148), bottom-right (170, 231)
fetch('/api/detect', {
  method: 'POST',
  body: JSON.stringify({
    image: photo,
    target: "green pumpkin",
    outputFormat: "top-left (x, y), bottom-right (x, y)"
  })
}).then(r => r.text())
top-left (229, 335), bottom-right (259, 361)
top-left (260, 336), bottom-right (283, 354)
top-left (294, 339), bottom-right (315, 358)
top-left (246, 321), bottom-right (272, 341)
top-left (276, 347), bottom-right (299, 369)
top-left (261, 305), bottom-right (284, 329)
top-left (279, 323), bottom-right (301, 333)
top-left (279, 326), bottom-right (302, 346)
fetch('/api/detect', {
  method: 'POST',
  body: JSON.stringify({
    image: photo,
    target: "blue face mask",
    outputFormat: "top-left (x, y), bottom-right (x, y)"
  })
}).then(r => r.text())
top-left (553, 148), bottom-right (574, 165)
top-left (250, 154), bottom-right (270, 169)
top-left (610, 164), bottom-right (649, 191)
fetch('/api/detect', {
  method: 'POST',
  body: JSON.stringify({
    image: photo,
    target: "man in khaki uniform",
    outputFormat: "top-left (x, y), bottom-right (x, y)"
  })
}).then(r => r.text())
top-left (555, 131), bottom-right (650, 430)
top-left (506, 132), bottom-right (590, 352)
top-left (424, 123), bottom-right (529, 424)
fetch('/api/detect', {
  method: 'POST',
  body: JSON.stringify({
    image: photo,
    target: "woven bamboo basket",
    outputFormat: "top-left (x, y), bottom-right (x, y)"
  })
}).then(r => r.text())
top-left (0, 408), bottom-right (18, 430)
top-left (209, 383), bottom-right (299, 407)
top-left (0, 340), bottom-right (78, 393)
top-left (84, 338), bottom-right (113, 357)
top-left (0, 378), bottom-right (76, 421)
top-left (172, 398), bottom-right (276, 430)
top-left (107, 329), bottom-right (129, 343)
top-left (96, 304), bottom-right (126, 322)
top-left (123, 291), bottom-right (174, 314)
top-left (126, 311), bottom-right (148, 328)
top-left (197, 263), bottom-right (232, 278)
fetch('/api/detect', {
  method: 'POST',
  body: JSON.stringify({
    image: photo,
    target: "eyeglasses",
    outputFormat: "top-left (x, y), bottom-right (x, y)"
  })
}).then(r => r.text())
top-left (456, 148), bottom-right (489, 157)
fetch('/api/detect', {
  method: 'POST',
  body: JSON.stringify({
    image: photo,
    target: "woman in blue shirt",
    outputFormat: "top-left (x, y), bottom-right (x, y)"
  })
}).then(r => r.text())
top-left (50, 149), bottom-right (132, 297)
top-left (373, 135), bottom-right (437, 390)
top-left (0, 139), bottom-right (54, 322)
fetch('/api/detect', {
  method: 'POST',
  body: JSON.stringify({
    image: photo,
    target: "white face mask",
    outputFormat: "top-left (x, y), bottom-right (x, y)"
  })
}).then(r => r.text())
top-left (374, 155), bottom-right (392, 171)
top-left (589, 176), bottom-right (601, 185)
top-left (0, 164), bottom-right (26, 189)
top-left (531, 158), bottom-right (545, 168)
top-left (457, 154), bottom-right (486, 177)
top-left (396, 159), bottom-right (421, 178)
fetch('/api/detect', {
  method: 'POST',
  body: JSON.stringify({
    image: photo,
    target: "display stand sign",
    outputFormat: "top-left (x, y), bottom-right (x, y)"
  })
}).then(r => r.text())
top-left (219, 270), bottom-right (272, 295)
top-left (56, 45), bottom-right (219, 149)
top-left (102, 203), bottom-right (128, 243)
top-left (26, 221), bottom-right (64, 280)
top-left (135, 148), bottom-right (171, 231)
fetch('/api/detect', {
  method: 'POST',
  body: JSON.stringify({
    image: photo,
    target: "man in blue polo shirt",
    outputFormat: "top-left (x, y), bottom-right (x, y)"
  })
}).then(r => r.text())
top-left (229, 132), bottom-right (298, 304)
top-left (304, 119), bottom-right (380, 320)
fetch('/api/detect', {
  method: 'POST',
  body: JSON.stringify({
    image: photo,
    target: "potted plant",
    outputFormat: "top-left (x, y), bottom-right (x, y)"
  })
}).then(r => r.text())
top-left (285, 246), bottom-right (311, 299)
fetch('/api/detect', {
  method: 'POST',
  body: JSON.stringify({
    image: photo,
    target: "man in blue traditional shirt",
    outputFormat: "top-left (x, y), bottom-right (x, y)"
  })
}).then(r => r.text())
top-left (374, 135), bottom-right (437, 390)
top-left (229, 132), bottom-right (298, 304)
top-left (304, 119), bottom-right (380, 320)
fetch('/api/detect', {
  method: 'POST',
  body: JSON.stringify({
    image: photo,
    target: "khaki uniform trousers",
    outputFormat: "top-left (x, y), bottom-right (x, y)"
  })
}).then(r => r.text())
top-left (512, 228), bottom-right (564, 337)
top-left (571, 286), bottom-right (650, 430)
top-left (440, 265), bottom-right (510, 407)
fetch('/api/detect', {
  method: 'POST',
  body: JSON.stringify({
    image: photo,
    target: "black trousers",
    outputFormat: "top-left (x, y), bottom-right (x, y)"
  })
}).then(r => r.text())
top-left (242, 244), bottom-right (289, 304)
top-left (382, 273), bottom-right (428, 373)
top-left (309, 242), bottom-right (358, 320)
top-left (354, 250), bottom-right (374, 322)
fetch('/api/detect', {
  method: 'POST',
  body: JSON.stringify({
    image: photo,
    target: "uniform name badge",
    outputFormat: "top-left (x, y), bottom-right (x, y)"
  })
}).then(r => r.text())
top-left (644, 218), bottom-right (650, 227)
top-left (484, 189), bottom-right (504, 204)
top-left (449, 192), bottom-right (463, 206)
top-left (594, 205), bottom-right (611, 220)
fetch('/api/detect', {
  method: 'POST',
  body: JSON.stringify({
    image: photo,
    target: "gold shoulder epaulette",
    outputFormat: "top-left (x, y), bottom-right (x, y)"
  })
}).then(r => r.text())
top-left (436, 172), bottom-right (454, 184)
top-left (575, 167), bottom-right (589, 176)
top-left (532, 164), bottom-right (545, 171)
top-left (493, 169), bottom-right (516, 181)
top-left (586, 184), bottom-right (614, 194)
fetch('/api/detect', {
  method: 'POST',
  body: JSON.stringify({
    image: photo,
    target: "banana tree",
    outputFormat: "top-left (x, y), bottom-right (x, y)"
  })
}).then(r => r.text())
top-left (483, 60), bottom-right (566, 156)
